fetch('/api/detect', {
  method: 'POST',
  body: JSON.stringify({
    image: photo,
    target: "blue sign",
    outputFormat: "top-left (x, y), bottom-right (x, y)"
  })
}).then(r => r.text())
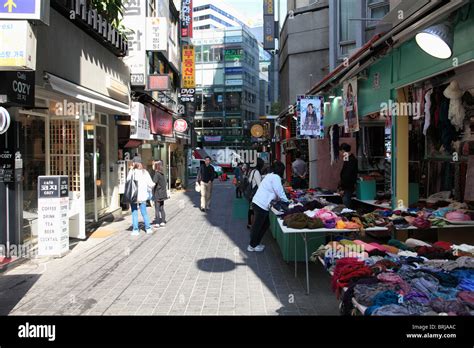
top-left (0, 0), bottom-right (35, 14)
top-left (225, 67), bottom-right (243, 74)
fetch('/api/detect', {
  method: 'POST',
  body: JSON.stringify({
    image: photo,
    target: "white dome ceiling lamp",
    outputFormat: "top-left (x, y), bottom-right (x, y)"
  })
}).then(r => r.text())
top-left (415, 22), bottom-right (454, 59)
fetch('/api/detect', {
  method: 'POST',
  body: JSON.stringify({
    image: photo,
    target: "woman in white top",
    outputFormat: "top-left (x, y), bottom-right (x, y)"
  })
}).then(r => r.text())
top-left (248, 161), bottom-right (289, 252)
top-left (247, 158), bottom-right (264, 229)
top-left (127, 156), bottom-right (155, 235)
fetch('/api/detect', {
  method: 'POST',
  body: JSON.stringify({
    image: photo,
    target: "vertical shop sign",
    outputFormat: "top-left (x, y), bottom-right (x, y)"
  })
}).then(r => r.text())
top-left (182, 45), bottom-right (195, 88)
top-left (263, 0), bottom-right (275, 50)
top-left (123, 0), bottom-right (147, 86)
top-left (343, 77), bottom-right (360, 133)
top-left (117, 160), bottom-right (126, 194)
top-left (37, 176), bottom-right (69, 257)
top-left (181, 0), bottom-right (193, 38)
top-left (130, 102), bottom-right (153, 140)
top-left (146, 17), bottom-right (168, 52)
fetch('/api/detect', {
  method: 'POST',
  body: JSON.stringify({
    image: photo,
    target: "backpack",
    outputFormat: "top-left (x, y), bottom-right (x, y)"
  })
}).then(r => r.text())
top-left (243, 170), bottom-right (259, 202)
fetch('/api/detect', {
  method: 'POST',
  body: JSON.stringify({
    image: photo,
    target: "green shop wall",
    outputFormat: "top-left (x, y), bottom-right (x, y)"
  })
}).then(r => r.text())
top-left (358, 56), bottom-right (392, 116)
top-left (323, 92), bottom-right (343, 127)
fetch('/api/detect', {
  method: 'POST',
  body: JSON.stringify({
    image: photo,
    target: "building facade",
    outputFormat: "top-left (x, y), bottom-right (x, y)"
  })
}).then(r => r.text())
top-left (193, 0), bottom-right (249, 30)
top-left (192, 26), bottom-right (260, 152)
top-left (0, 1), bottom-right (131, 247)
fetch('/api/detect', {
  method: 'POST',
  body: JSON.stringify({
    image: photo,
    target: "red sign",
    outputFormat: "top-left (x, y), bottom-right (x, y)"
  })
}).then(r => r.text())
top-left (146, 75), bottom-right (170, 91)
top-left (174, 119), bottom-right (188, 133)
top-left (181, 0), bottom-right (193, 38)
top-left (150, 107), bottom-right (173, 137)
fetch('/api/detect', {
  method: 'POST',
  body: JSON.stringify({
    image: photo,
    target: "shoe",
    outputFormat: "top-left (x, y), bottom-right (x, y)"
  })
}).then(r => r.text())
top-left (146, 229), bottom-right (154, 234)
top-left (153, 224), bottom-right (160, 228)
top-left (160, 222), bottom-right (166, 227)
top-left (247, 224), bottom-right (251, 229)
top-left (200, 208), bottom-right (205, 212)
top-left (247, 245), bottom-right (265, 252)
top-left (131, 231), bottom-right (140, 236)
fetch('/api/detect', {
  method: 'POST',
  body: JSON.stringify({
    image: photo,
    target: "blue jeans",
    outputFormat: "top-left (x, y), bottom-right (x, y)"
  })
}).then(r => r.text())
top-left (131, 202), bottom-right (151, 232)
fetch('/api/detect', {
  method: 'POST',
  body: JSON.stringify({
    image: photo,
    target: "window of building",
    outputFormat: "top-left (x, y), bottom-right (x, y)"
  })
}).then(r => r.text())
top-left (338, 0), bottom-right (357, 58)
top-left (226, 118), bottom-right (242, 128)
top-left (225, 92), bottom-right (242, 112)
top-left (367, 0), bottom-right (390, 28)
top-left (196, 92), bottom-right (224, 112)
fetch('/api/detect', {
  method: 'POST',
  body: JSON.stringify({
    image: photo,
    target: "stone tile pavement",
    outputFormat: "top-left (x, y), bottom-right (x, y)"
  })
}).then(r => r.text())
top-left (0, 181), bottom-right (340, 316)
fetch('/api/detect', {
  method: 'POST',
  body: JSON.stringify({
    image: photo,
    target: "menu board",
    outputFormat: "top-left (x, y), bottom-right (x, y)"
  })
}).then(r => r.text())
top-left (37, 176), bottom-right (69, 257)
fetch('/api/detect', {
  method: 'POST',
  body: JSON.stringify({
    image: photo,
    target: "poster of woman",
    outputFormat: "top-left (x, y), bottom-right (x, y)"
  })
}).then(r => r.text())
top-left (297, 95), bottom-right (323, 138)
top-left (343, 77), bottom-right (360, 133)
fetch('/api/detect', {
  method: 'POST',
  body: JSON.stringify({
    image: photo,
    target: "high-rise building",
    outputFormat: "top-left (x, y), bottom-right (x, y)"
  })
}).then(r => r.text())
top-left (192, 27), bottom-right (260, 150)
top-left (193, 0), bottom-right (249, 30)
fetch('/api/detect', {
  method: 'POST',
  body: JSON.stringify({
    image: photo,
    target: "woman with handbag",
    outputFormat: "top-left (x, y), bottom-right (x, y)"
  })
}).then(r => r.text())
top-left (152, 160), bottom-right (168, 228)
top-left (126, 156), bottom-right (155, 236)
top-left (247, 158), bottom-right (264, 229)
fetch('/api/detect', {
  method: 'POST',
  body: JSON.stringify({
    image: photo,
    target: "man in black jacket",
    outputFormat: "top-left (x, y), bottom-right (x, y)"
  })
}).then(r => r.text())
top-left (339, 143), bottom-right (358, 209)
top-left (197, 156), bottom-right (215, 212)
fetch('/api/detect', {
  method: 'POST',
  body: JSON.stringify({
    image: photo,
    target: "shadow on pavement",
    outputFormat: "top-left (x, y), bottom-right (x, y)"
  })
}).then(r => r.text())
top-left (0, 274), bottom-right (41, 315)
top-left (185, 180), bottom-right (341, 315)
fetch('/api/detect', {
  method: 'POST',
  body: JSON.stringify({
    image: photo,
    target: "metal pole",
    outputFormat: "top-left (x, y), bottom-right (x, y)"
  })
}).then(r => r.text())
top-left (168, 143), bottom-right (171, 192)
top-left (6, 183), bottom-right (10, 258)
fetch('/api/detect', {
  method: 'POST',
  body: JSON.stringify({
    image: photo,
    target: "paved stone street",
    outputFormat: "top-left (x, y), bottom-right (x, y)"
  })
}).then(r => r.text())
top-left (0, 181), bottom-right (339, 316)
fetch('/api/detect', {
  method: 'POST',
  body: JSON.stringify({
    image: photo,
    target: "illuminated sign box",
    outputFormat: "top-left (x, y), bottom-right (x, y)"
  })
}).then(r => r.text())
top-left (146, 74), bottom-right (171, 91)
top-left (0, 0), bottom-right (50, 25)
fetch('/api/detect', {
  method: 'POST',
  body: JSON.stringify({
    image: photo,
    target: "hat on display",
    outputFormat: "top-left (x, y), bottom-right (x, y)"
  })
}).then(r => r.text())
top-left (443, 80), bottom-right (464, 99)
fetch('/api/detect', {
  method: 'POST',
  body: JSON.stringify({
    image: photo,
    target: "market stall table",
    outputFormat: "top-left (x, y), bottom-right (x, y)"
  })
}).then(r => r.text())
top-left (277, 218), bottom-right (388, 294)
top-left (352, 198), bottom-right (391, 210)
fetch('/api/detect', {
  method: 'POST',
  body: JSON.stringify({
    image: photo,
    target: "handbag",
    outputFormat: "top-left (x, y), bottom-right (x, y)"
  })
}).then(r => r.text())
top-left (244, 170), bottom-right (258, 202)
top-left (122, 170), bottom-right (138, 204)
top-left (195, 181), bottom-right (201, 193)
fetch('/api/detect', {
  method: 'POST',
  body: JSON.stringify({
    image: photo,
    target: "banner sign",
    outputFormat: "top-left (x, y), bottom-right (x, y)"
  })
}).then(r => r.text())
top-left (150, 106), bottom-right (173, 137)
top-left (182, 45), bottom-right (195, 88)
top-left (297, 95), bottom-right (324, 139)
top-left (343, 77), bottom-right (360, 133)
top-left (117, 160), bottom-right (126, 194)
top-left (263, 14), bottom-right (275, 50)
top-left (180, 0), bottom-right (193, 38)
top-left (264, 0), bottom-right (274, 15)
top-left (123, 0), bottom-right (147, 86)
top-left (37, 176), bottom-right (69, 257)
top-left (146, 17), bottom-right (168, 51)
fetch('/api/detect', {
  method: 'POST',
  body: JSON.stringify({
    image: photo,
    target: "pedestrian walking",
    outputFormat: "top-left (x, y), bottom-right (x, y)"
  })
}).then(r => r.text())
top-left (248, 161), bottom-right (289, 252)
top-left (233, 162), bottom-right (243, 198)
top-left (247, 158), bottom-right (264, 229)
top-left (197, 156), bottom-right (215, 212)
top-left (338, 143), bottom-right (358, 209)
top-left (127, 156), bottom-right (155, 235)
top-left (152, 160), bottom-right (168, 228)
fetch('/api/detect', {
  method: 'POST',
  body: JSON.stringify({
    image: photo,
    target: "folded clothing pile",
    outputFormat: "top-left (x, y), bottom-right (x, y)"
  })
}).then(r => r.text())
top-left (283, 213), bottom-right (324, 229)
top-left (331, 258), bottom-right (373, 298)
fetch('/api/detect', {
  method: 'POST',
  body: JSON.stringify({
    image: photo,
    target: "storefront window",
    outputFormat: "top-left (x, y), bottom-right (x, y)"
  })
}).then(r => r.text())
top-left (196, 92), bottom-right (224, 112)
top-left (17, 113), bottom-right (47, 243)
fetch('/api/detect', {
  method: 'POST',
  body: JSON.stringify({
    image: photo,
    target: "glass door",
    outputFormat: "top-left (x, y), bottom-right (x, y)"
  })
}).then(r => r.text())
top-left (83, 124), bottom-right (109, 221)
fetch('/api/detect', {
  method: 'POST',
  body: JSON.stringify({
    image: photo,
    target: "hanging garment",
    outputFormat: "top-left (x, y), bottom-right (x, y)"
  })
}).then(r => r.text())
top-left (444, 80), bottom-right (466, 131)
top-left (423, 89), bottom-right (433, 137)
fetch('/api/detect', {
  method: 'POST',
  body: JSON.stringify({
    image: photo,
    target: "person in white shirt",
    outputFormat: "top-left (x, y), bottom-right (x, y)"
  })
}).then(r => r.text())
top-left (248, 161), bottom-right (289, 252)
top-left (127, 156), bottom-right (155, 236)
top-left (247, 158), bottom-right (264, 229)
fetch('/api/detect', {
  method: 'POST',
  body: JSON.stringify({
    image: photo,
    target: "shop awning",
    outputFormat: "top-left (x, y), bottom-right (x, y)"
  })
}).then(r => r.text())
top-left (45, 72), bottom-right (131, 115)
top-left (124, 139), bottom-right (143, 148)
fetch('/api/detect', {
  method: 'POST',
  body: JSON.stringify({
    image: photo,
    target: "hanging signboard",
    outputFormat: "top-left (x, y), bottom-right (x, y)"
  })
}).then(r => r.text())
top-left (182, 45), bottom-right (195, 88)
top-left (180, 0), bottom-right (193, 38)
top-left (146, 17), bottom-right (168, 52)
top-left (0, 0), bottom-right (50, 24)
top-left (179, 88), bottom-right (195, 103)
top-left (174, 119), bottom-right (188, 133)
top-left (343, 77), bottom-right (360, 133)
top-left (0, 20), bottom-right (37, 70)
top-left (146, 74), bottom-right (171, 91)
top-left (37, 176), bottom-right (69, 257)
top-left (0, 71), bottom-right (35, 107)
top-left (123, 0), bottom-right (147, 86)
top-left (150, 106), bottom-right (174, 137)
top-left (297, 95), bottom-right (324, 139)
top-left (130, 102), bottom-right (153, 140)
top-left (263, 14), bottom-right (275, 50)
top-left (117, 160), bottom-right (126, 194)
